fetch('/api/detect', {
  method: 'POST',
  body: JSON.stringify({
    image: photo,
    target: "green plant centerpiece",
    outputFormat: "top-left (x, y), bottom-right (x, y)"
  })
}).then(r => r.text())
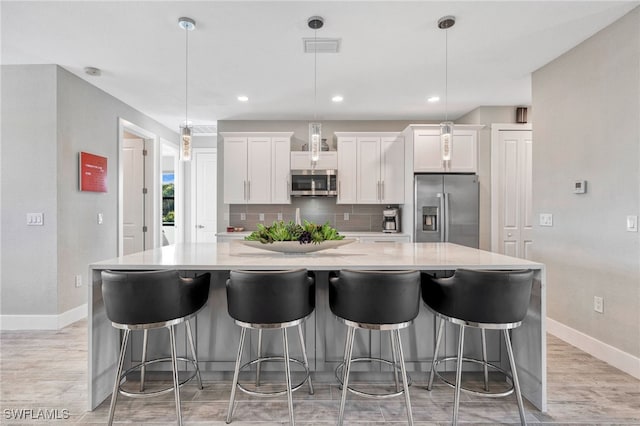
top-left (245, 220), bottom-right (344, 245)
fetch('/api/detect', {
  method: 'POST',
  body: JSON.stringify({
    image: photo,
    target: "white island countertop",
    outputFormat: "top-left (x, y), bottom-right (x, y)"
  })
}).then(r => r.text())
top-left (91, 241), bottom-right (542, 271)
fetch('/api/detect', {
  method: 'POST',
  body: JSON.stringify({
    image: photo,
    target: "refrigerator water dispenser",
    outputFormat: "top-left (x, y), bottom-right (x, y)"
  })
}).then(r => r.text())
top-left (422, 206), bottom-right (439, 231)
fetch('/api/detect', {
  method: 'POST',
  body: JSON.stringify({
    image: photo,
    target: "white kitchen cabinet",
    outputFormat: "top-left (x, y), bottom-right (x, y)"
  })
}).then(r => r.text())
top-left (290, 151), bottom-right (337, 170)
top-left (336, 132), bottom-right (404, 204)
top-left (413, 127), bottom-right (477, 173)
top-left (336, 137), bottom-right (357, 204)
top-left (221, 132), bottom-right (293, 204)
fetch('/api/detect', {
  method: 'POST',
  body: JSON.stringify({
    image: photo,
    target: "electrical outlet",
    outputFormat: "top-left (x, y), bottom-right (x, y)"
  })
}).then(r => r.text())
top-left (240, 213), bottom-right (246, 221)
top-left (539, 213), bottom-right (553, 227)
top-left (344, 212), bottom-right (350, 221)
top-left (593, 296), bottom-right (604, 313)
top-left (259, 213), bottom-right (265, 221)
top-left (75, 275), bottom-right (83, 288)
top-left (277, 212), bottom-right (283, 221)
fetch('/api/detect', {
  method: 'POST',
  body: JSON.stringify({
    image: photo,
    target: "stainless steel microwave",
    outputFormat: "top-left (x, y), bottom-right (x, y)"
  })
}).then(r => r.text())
top-left (290, 169), bottom-right (337, 196)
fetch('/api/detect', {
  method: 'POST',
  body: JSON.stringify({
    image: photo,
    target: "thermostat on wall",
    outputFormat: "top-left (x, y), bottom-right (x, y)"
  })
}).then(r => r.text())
top-left (573, 180), bottom-right (587, 194)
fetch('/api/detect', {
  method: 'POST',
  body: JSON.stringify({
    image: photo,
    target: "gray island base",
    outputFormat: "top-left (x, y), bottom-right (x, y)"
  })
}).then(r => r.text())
top-left (88, 242), bottom-right (546, 412)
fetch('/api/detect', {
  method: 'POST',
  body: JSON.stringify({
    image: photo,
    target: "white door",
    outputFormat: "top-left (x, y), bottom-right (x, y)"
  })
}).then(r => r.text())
top-left (122, 138), bottom-right (145, 254)
top-left (193, 149), bottom-right (218, 243)
top-left (357, 136), bottom-right (381, 203)
top-left (246, 137), bottom-right (272, 204)
top-left (380, 136), bottom-right (404, 204)
top-left (496, 129), bottom-right (533, 259)
top-left (337, 137), bottom-right (357, 204)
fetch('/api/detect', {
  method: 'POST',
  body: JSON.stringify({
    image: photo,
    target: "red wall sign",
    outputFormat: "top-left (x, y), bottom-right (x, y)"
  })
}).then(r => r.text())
top-left (79, 152), bottom-right (108, 192)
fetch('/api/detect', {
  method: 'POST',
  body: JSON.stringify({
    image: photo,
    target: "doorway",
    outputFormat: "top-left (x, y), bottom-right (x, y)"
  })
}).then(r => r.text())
top-left (161, 140), bottom-right (184, 245)
top-left (190, 148), bottom-right (218, 243)
top-left (118, 119), bottom-right (159, 256)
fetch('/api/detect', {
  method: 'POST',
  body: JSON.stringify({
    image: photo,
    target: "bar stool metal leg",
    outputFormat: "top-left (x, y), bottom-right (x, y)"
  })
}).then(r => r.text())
top-left (256, 329), bottom-right (263, 387)
top-left (297, 324), bottom-right (314, 395)
top-left (338, 326), bottom-right (356, 426)
top-left (185, 320), bottom-right (203, 390)
top-left (427, 317), bottom-right (444, 391)
top-left (390, 331), bottom-right (400, 392)
top-left (339, 327), bottom-right (353, 390)
top-left (453, 325), bottom-right (466, 426)
top-left (108, 329), bottom-right (130, 426)
top-left (226, 328), bottom-right (246, 424)
top-left (282, 328), bottom-right (295, 426)
top-left (168, 325), bottom-right (183, 426)
top-left (394, 329), bottom-right (414, 426)
top-left (140, 329), bottom-right (148, 392)
top-left (481, 329), bottom-right (489, 391)
top-left (504, 330), bottom-right (527, 426)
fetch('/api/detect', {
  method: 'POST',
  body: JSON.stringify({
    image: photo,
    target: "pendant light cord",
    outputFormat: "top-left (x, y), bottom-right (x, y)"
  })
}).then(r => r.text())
top-left (185, 25), bottom-right (189, 127)
top-left (444, 27), bottom-right (448, 122)
top-left (314, 27), bottom-right (317, 121)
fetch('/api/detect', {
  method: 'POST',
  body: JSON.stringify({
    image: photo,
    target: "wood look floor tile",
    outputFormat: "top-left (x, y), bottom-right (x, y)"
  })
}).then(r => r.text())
top-left (2, 320), bottom-right (640, 424)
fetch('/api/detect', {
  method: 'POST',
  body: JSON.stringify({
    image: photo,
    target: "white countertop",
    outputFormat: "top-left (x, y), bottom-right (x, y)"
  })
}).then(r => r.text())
top-left (91, 242), bottom-right (542, 271)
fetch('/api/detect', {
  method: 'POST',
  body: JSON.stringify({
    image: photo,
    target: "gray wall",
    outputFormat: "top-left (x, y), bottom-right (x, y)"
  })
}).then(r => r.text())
top-left (1, 65), bottom-right (177, 316)
top-left (458, 106), bottom-right (523, 250)
top-left (532, 7), bottom-right (640, 357)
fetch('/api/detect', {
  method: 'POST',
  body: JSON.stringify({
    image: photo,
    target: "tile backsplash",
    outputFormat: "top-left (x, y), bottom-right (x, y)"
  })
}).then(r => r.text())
top-left (229, 198), bottom-right (397, 232)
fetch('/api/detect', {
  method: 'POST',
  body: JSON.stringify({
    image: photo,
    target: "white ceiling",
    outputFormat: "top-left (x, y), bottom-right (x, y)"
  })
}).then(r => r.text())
top-left (2, 1), bottom-right (638, 132)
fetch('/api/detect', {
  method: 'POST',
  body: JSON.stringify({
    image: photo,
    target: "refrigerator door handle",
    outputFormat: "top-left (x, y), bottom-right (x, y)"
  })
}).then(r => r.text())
top-left (437, 193), bottom-right (445, 242)
top-left (444, 192), bottom-right (450, 242)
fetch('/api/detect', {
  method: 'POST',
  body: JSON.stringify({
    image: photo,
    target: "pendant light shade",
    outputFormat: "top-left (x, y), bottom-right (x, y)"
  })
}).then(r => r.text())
top-left (308, 16), bottom-right (324, 163)
top-left (438, 15), bottom-right (455, 164)
top-left (179, 17), bottom-right (195, 162)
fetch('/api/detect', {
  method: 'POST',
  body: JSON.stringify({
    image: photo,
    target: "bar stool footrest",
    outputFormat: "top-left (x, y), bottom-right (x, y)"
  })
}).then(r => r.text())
top-left (236, 356), bottom-right (311, 397)
top-left (433, 356), bottom-right (514, 398)
top-left (119, 356), bottom-right (199, 398)
top-left (335, 357), bottom-right (412, 399)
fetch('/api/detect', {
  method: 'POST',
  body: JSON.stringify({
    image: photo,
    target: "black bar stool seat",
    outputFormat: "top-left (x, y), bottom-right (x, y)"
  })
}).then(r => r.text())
top-left (330, 269), bottom-right (420, 426)
top-left (101, 269), bottom-right (211, 426)
top-left (225, 269), bottom-right (315, 425)
top-left (422, 268), bottom-right (534, 426)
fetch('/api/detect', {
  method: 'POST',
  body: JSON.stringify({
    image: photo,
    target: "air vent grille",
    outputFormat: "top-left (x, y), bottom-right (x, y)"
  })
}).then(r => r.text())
top-left (191, 125), bottom-right (217, 135)
top-left (303, 38), bottom-right (341, 53)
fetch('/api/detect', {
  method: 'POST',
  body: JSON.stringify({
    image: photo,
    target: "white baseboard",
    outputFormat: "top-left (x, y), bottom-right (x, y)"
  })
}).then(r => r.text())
top-left (0, 303), bottom-right (87, 330)
top-left (547, 317), bottom-right (640, 380)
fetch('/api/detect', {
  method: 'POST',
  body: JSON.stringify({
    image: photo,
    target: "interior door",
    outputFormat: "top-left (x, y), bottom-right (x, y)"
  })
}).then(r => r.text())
top-left (498, 130), bottom-right (533, 259)
top-left (193, 149), bottom-right (218, 243)
top-left (122, 138), bottom-right (145, 254)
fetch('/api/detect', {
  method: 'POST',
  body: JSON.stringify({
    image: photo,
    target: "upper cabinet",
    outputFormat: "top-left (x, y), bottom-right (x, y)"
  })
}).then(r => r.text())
top-left (290, 151), bottom-right (338, 170)
top-left (221, 132), bottom-right (293, 204)
top-left (411, 125), bottom-right (480, 173)
top-left (335, 132), bottom-right (404, 204)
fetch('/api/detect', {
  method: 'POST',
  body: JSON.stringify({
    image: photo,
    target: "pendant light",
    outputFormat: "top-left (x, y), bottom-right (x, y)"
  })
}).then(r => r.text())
top-left (438, 15), bottom-right (455, 163)
top-left (178, 17), bottom-right (196, 162)
top-left (308, 16), bottom-right (324, 163)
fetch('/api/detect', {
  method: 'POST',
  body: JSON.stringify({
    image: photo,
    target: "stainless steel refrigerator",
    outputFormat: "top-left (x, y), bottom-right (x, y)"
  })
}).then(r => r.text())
top-left (414, 174), bottom-right (479, 248)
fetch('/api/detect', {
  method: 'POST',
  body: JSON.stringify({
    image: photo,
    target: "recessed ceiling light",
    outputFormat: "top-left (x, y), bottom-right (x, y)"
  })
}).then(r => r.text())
top-left (84, 67), bottom-right (101, 76)
top-left (332, 95), bottom-right (344, 103)
top-left (237, 95), bottom-right (249, 102)
top-left (427, 96), bottom-right (440, 103)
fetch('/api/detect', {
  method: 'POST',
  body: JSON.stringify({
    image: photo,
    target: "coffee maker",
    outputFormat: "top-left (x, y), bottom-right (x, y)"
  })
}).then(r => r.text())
top-left (382, 207), bottom-right (400, 233)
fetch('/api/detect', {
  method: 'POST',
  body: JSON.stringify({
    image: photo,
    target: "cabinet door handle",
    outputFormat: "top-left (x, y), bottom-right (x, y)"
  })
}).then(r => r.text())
top-left (197, 225), bottom-right (205, 229)
top-left (248, 181), bottom-right (251, 200)
top-left (381, 181), bottom-right (385, 201)
top-left (243, 181), bottom-right (247, 200)
top-left (287, 179), bottom-right (290, 200)
top-left (377, 181), bottom-right (380, 201)
top-left (338, 181), bottom-right (341, 199)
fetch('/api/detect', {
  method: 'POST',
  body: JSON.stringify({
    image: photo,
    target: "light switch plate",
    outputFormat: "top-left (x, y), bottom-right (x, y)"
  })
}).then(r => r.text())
top-left (626, 215), bottom-right (638, 232)
top-left (240, 213), bottom-right (246, 221)
top-left (539, 213), bottom-right (553, 227)
top-left (277, 212), bottom-right (283, 221)
top-left (97, 213), bottom-right (103, 224)
top-left (259, 213), bottom-right (265, 221)
top-left (344, 212), bottom-right (350, 221)
top-left (27, 212), bottom-right (44, 226)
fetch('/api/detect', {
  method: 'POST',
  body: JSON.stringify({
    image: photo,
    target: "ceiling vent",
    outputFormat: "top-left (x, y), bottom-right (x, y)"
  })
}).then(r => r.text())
top-left (303, 38), bottom-right (341, 53)
top-left (191, 124), bottom-right (217, 136)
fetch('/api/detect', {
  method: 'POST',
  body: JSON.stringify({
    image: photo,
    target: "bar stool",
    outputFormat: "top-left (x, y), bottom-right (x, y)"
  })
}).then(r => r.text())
top-left (329, 270), bottom-right (420, 426)
top-left (225, 269), bottom-right (315, 425)
top-left (101, 269), bottom-right (211, 426)
top-left (421, 269), bottom-right (534, 425)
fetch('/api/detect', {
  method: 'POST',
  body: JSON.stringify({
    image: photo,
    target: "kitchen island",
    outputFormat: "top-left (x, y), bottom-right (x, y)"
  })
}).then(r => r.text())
top-left (88, 242), bottom-right (546, 412)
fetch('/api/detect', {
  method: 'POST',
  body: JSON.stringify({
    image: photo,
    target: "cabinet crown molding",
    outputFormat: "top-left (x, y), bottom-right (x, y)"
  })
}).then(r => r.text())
top-left (334, 131), bottom-right (403, 138)
top-left (405, 124), bottom-right (485, 131)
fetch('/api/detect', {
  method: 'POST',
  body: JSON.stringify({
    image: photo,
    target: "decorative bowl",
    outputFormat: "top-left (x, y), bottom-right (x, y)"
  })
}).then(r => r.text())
top-left (240, 239), bottom-right (355, 254)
